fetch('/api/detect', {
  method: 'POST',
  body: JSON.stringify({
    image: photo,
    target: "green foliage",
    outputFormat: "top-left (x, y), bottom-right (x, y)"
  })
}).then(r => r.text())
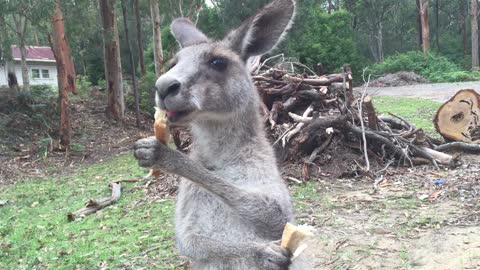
top-left (370, 51), bottom-right (480, 83)
top-left (70, 142), bottom-right (86, 155)
top-left (97, 78), bottom-right (106, 89)
top-left (30, 85), bottom-right (57, 100)
top-left (137, 72), bottom-right (158, 116)
top-left (283, 7), bottom-right (363, 76)
top-left (75, 75), bottom-right (92, 97)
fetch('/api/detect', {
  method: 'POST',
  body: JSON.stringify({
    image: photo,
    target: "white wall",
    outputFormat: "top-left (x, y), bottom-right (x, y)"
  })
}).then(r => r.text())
top-left (11, 62), bottom-right (58, 87)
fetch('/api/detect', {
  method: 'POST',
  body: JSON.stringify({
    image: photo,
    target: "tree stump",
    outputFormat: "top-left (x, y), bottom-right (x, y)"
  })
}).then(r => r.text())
top-left (434, 89), bottom-right (480, 143)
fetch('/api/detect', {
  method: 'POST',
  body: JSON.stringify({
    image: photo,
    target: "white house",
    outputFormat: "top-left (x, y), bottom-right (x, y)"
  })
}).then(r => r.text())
top-left (0, 46), bottom-right (58, 87)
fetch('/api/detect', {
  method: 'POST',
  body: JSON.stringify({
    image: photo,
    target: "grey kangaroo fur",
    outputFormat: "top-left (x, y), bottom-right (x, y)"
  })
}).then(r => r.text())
top-left (134, 0), bottom-right (312, 269)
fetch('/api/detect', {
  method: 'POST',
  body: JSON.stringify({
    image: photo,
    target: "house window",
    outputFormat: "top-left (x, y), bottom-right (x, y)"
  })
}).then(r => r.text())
top-left (42, 69), bottom-right (50, 79)
top-left (32, 69), bottom-right (40, 79)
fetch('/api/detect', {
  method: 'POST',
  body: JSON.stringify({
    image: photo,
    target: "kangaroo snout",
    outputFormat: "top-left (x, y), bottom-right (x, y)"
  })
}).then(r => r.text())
top-left (156, 78), bottom-right (181, 99)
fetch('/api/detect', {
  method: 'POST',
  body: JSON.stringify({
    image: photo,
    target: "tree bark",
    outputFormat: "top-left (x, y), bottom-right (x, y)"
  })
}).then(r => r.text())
top-left (122, 0), bottom-right (141, 128)
top-left (0, 16), bottom-right (19, 92)
top-left (327, 0), bottom-right (333, 14)
top-left (461, 0), bottom-right (468, 63)
top-left (99, 0), bottom-right (125, 121)
top-left (434, 0), bottom-right (440, 50)
top-left (151, 0), bottom-right (164, 77)
top-left (377, 21), bottom-right (384, 63)
top-left (12, 15), bottom-right (30, 94)
top-left (419, 0), bottom-right (430, 52)
top-left (50, 0), bottom-right (77, 148)
top-left (472, 0), bottom-right (479, 70)
top-left (416, 0), bottom-right (423, 49)
top-left (134, 0), bottom-right (146, 76)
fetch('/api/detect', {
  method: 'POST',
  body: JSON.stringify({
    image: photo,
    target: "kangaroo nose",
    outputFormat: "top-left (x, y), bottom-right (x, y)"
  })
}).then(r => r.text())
top-left (157, 79), bottom-right (181, 99)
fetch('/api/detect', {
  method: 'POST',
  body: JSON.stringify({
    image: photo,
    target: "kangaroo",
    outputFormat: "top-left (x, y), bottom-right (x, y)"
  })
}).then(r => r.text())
top-left (134, 1), bottom-right (305, 269)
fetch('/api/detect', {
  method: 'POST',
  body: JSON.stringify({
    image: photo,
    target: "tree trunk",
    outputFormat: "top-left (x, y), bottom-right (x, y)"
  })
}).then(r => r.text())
top-left (122, 0), bottom-right (141, 128)
top-left (461, 0), bottom-right (468, 63)
top-left (434, 0), bottom-right (440, 50)
top-left (50, 0), bottom-right (77, 148)
top-left (12, 15), bottom-right (30, 93)
top-left (377, 21), bottom-right (384, 63)
top-left (327, 0), bottom-right (333, 14)
top-left (99, 0), bottom-right (125, 121)
top-left (134, 0), bottom-right (146, 76)
top-left (419, 0), bottom-right (430, 52)
top-left (151, 0), bottom-right (164, 77)
top-left (368, 34), bottom-right (379, 62)
top-left (416, 0), bottom-right (423, 48)
top-left (472, 0), bottom-right (479, 70)
top-left (0, 16), bottom-right (19, 92)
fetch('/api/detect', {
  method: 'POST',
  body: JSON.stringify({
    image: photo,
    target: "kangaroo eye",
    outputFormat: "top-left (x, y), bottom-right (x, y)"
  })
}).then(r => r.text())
top-left (209, 57), bottom-right (228, 71)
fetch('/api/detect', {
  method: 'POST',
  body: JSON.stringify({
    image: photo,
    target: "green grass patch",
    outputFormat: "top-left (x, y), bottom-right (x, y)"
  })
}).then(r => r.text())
top-left (372, 96), bottom-right (441, 137)
top-left (0, 155), bottom-right (180, 270)
top-left (0, 151), bottom-right (332, 269)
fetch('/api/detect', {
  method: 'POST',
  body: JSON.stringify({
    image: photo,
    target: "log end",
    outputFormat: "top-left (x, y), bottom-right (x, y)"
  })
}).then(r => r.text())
top-left (434, 89), bottom-right (480, 143)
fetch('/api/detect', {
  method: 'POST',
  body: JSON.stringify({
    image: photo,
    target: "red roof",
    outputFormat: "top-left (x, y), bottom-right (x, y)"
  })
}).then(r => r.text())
top-left (11, 46), bottom-right (55, 62)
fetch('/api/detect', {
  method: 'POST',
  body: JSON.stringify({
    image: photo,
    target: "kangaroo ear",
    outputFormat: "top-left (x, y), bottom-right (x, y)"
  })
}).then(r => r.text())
top-left (171, 18), bottom-right (209, 48)
top-left (223, 0), bottom-right (296, 61)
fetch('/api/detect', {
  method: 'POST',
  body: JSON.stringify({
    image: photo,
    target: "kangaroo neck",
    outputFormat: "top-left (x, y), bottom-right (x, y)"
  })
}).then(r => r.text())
top-left (190, 109), bottom-right (261, 161)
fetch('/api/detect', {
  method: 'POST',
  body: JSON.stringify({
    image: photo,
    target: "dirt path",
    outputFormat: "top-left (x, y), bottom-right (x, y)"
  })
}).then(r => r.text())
top-left (300, 159), bottom-right (480, 269)
top-left (355, 81), bottom-right (480, 101)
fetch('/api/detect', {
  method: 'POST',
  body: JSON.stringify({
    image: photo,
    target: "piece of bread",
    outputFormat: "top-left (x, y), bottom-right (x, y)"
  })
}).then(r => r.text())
top-left (154, 107), bottom-right (170, 144)
top-left (280, 222), bottom-right (314, 258)
top-left (148, 107), bottom-right (170, 178)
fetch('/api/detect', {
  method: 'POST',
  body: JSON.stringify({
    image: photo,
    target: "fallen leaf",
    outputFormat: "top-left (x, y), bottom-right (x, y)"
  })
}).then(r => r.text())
top-left (428, 190), bottom-right (445, 201)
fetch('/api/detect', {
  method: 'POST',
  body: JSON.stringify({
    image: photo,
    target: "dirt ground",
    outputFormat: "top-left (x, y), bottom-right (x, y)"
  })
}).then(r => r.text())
top-left (300, 156), bottom-right (480, 270)
top-left (0, 90), bottom-right (153, 185)
top-left (356, 81), bottom-right (480, 102)
top-left (367, 72), bottom-right (429, 87)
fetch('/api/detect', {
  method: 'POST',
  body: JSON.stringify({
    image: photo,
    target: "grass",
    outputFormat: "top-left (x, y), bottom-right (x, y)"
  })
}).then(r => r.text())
top-left (0, 155), bottom-right (180, 270)
top-left (0, 154), bottom-right (320, 269)
top-left (372, 96), bottom-right (441, 136)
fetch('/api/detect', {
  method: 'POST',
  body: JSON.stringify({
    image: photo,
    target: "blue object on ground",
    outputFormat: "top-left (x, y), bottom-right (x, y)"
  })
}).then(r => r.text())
top-left (431, 179), bottom-right (446, 185)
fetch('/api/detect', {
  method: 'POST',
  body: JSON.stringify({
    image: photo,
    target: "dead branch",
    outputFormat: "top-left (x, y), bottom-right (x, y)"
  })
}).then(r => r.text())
top-left (283, 74), bottom-right (344, 86)
top-left (434, 142), bottom-right (480, 153)
top-left (67, 182), bottom-right (121, 221)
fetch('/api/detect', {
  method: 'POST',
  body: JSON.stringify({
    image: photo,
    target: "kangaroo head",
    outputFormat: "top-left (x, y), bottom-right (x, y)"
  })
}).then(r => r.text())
top-left (155, 0), bottom-right (296, 126)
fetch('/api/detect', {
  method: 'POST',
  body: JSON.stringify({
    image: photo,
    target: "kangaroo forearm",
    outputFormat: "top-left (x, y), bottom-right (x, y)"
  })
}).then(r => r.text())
top-left (165, 150), bottom-right (290, 233)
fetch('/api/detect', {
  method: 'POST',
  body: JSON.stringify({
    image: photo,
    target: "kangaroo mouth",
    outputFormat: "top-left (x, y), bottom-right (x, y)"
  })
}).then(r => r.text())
top-left (166, 110), bottom-right (192, 123)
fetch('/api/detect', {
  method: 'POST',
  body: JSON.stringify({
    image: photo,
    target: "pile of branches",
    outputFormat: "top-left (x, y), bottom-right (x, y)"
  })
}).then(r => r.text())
top-left (252, 62), bottom-right (479, 176)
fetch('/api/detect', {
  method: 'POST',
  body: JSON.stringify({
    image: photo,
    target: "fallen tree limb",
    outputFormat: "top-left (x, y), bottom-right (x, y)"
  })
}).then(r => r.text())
top-left (283, 74), bottom-right (344, 86)
top-left (434, 142), bottom-right (480, 153)
top-left (67, 182), bottom-right (121, 221)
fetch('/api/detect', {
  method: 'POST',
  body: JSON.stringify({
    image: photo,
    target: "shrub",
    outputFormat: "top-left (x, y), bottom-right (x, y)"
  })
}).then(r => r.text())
top-left (369, 51), bottom-right (480, 83)
top-left (125, 72), bottom-right (157, 117)
top-left (30, 84), bottom-right (57, 100)
top-left (76, 75), bottom-right (92, 97)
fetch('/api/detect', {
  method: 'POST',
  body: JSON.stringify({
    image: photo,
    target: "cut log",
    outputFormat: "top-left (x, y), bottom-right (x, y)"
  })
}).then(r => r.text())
top-left (434, 89), bottom-right (480, 143)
